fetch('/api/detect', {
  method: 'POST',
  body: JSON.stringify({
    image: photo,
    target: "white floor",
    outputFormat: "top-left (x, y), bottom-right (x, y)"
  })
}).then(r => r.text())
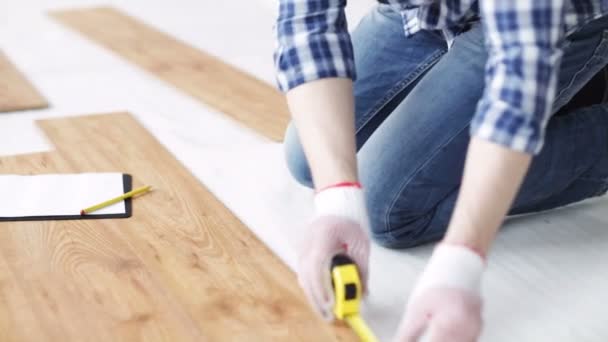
top-left (1, 1), bottom-right (607, 341)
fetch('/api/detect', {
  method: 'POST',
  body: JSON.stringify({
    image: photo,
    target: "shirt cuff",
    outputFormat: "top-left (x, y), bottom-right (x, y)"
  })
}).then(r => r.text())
top-left (274, 35), bottom-right (357, 92)
top-left (470, 99), bottom-right (546, 155)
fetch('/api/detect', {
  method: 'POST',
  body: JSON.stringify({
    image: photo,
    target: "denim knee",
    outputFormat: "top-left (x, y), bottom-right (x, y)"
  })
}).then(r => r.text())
top-left (365, 190), bottom-right (452, 249)
top-left (283, 123), bottom-right (314, 188)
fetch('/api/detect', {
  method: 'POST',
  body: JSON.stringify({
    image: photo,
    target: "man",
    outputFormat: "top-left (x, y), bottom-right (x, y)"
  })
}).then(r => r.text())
top-left (275, 0), bottom-right (608, 340)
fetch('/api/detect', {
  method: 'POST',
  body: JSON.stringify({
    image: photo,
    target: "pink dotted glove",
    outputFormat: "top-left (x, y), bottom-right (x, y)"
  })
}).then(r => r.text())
top-left (298, 184), bottom-right (371, 320)
top-left (395, 244), bottom-right (485, 342)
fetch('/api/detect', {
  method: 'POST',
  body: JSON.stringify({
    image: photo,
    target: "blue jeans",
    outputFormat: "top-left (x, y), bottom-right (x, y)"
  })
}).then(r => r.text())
top-left (284, 5), bottom-right (608, 248)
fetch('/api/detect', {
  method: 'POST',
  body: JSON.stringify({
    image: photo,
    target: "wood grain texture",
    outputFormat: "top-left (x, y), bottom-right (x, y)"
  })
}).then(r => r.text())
top-left (0, 51), bottom-right (48, 112)
top-left (0, 113), bottom-right (355, 341)
top-left (50, 7), bottom-right (290, 142)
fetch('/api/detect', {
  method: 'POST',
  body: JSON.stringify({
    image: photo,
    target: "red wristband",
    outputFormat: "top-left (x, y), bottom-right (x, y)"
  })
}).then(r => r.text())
top-left (315, 181), bottom-right (362, 194)
top-left (440, 241), bottom-right (487, 262)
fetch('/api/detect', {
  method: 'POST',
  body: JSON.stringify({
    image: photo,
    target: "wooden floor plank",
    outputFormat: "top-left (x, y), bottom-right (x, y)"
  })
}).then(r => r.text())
top-left (0, 113), bottom-right (354, 341)
top-left (0, 51), bottom-right (48, 112)
top-left (50, 7), bottom-right (290, 142)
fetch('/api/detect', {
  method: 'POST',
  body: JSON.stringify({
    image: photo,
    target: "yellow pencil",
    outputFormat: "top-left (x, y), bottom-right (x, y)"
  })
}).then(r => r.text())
top-left (80, 185), bottom-right (152, 215)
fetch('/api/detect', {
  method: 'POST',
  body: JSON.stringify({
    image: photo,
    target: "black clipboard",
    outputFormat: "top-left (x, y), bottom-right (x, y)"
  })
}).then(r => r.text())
top-left (0, 174), bottom-right (133, 222)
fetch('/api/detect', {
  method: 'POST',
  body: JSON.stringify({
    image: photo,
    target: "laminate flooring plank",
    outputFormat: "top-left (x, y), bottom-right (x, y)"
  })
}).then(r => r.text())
top-left (0, 113), bottom-right (354, 341)
top-left (0, 249), bottom-right (50, 342)
top-left (0, 51), bottom-right (48, 112)
top-left (50, 7), bottom-right (290, 142)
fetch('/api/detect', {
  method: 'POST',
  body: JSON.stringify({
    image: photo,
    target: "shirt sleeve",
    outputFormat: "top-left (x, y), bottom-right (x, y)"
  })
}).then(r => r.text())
top-left (471, 0), bottom-right (567, 154)
top-left (274, 0), bottom-right (356, 92)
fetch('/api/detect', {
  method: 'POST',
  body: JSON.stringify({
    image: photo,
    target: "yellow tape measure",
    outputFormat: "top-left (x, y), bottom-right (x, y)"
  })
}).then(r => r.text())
top-left (331, 255), bottom-right (378, 342)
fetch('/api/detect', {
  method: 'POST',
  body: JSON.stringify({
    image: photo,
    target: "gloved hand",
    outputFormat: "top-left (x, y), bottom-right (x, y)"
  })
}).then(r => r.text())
top-left (394, 244), bottom-right (485, 342)
top-left (297, 184), bottom-right (371, 321)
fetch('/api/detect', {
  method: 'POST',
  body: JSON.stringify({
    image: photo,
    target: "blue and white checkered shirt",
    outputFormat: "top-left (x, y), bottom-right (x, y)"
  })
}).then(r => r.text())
top-left (274, 0), bottom-right (608, 154)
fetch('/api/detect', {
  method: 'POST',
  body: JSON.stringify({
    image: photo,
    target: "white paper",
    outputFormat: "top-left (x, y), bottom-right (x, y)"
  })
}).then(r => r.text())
top-left (0, 173), bottom-right (127, 218)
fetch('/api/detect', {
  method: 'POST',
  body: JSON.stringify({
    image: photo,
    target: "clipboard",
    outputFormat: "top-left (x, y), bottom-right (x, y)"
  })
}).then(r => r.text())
top-left (0, 173), bottom-right (133, 222)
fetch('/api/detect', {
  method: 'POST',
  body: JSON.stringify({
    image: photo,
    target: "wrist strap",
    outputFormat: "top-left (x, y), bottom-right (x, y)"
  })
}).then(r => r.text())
top-left (316, 182), bottom-right (362, 193)
top-left (443, 241), bottom-right (487, 260)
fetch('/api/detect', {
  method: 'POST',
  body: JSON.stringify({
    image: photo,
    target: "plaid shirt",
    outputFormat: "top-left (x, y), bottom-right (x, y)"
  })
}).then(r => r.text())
top-left (274, 0), bottom-right (608, 154)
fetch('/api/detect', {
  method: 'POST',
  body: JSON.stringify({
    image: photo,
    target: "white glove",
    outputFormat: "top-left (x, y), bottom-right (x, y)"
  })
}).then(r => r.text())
top-left (395, 244), bottom-right (485, 342)
top-left (297, 184), bottom-right (371, 320)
